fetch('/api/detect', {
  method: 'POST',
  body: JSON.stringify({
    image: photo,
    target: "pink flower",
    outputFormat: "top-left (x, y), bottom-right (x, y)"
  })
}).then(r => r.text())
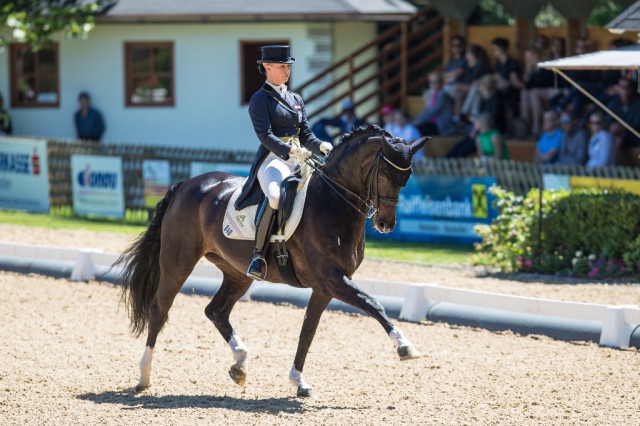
top-left (524, 259), bottom-right (533, 268)
top-left (511, 229), bottom-right (517, 236)
top-left (588, 267), bottom-right (599, 278)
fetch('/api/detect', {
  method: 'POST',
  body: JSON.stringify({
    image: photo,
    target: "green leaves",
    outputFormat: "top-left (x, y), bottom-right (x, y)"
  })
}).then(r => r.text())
top-left (1, 1), bottom-right (114, 51)
top-left (473, 186), bottom-right (640, 278)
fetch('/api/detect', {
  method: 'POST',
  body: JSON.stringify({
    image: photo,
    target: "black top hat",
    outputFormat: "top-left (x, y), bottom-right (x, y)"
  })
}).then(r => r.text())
top-left (256, 45), bottom-right (296, 64)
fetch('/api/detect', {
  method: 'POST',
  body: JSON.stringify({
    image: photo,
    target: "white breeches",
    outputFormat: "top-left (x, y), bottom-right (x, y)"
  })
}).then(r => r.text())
top-left (257, 153), bottom-right (298, 210)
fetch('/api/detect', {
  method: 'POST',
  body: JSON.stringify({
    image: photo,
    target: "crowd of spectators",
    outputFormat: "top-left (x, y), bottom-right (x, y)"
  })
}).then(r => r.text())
top-left (389, 34), bottom-right (640, 167)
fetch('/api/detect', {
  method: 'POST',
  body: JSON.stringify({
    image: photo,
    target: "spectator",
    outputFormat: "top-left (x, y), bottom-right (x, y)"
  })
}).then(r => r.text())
top-left (312, 99), bottom-right (367, 145)
top-left (586, 111), bottom-right (614, 168)
top-left (534, 110), bottom-right (563, 164)
top-left (534, 34), bottom-right (551, 61)
top-left (75, 92), bottom-right (105, 142)
top-left (557, 112), bottom-right (587, 165)
top-left (606, 77), bottom-right (640, 161)
top-left (443, 35), bottom-right (468, 86)
top-left (393, 110), bottom-right (421, 144)
top-left (0, 92), bottom-right (12, 135)
top-left (520, 48), bottom-right (557, 137)
top-left (491, 37), bottom-right (523, 120)
top-left (477, 74), bottom-right (507, 134)
top-left (380, 105), bottom-right (397, 135)
top-left (475, 112), bottom-right (508, 161)
top-left (413, 71), bottom-right (457, 137)
top-left (549, 36), bottom-right (566, 60)
top-left (458, 44), bottom-right (492, 118)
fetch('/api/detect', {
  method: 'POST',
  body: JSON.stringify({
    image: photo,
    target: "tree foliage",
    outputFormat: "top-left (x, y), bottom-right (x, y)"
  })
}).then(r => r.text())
top-left (0, 0), bottom-right (115, 50)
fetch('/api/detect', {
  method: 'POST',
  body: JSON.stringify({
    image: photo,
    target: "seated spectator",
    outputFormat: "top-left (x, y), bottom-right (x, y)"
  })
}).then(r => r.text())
top-left (459, 44), bottom-right (492, 118)
top-left (380, 105), bottom-right (397, 135)
top-left (477, 74), bottom-right (507, 134)
top-left (413, 71), bottom-right (457, 136)
top-left (534, 34), bottom-right (551, 60)
top-left (475, 112), bottom-right (508, 161)
top-left (549, 36), bottom-right (566, 60)
top-left (520, 48), bottom-right (558, 137)
top-left (0, 92), bottom-right (11, 135)
top-left (550, 37), bottom-right (600, 119)
top-left (312, 99), bottom-right (368, 144)
top-left (75, 91), bottom-right (105, 142)
top-left (443, 35), bottom-right (468, 87)
top-left (491, 37), bottom-right (523, 120)
top-left (586, 111), bottom-right (614, 168)
top-left (606, 78), bottom-right (640, 161)
top-left (534, 110), bottom-right (563, 164)
top-left (393, 110), bottom-right (421, 144)
top-left (557, 112), bottom-right (587, 165)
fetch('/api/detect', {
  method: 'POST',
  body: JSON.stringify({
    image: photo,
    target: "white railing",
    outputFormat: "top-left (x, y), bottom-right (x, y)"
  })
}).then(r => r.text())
top-left (0, 241), bottom-right (638, 348)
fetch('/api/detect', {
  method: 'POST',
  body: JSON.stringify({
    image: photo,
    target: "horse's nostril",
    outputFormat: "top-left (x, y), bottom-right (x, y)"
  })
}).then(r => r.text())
top-left (377, 221), bottom-right (386, 230)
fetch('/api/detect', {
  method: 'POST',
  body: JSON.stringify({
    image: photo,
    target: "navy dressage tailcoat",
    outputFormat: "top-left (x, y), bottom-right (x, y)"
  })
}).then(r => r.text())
top-left (235, 83), bottom-right (324, 209)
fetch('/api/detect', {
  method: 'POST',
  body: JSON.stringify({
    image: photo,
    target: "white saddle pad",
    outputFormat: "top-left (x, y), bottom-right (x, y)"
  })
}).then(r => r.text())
top-left (223, 175), bottom-right (311, 242)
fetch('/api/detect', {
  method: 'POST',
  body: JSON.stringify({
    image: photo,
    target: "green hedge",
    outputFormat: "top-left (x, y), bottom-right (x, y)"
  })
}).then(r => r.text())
top-left (472, 187), bottom-right (640, 278)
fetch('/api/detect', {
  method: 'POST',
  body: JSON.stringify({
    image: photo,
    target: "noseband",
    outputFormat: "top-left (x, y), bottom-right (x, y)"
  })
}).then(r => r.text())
top-left (310, 148), bottom-right (411, 219)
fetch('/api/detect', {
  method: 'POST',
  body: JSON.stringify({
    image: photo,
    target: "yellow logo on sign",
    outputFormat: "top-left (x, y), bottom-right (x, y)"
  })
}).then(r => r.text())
top-left (472, 184), bottom-right (488, 218)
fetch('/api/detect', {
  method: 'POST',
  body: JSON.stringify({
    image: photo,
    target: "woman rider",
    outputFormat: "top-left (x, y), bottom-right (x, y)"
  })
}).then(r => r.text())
top-left (234, 45), bottom-right (333, 281)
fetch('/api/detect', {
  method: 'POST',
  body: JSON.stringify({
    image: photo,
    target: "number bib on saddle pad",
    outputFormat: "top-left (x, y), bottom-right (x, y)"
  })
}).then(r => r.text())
top-left (223, 175), bottom-right (311, 242)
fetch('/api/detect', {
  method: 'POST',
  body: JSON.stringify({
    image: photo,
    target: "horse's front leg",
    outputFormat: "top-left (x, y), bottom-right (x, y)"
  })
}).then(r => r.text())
top-left (290, 291), bottom-right (331, 398)
top-left (328, 271), bottom-right (421, 360)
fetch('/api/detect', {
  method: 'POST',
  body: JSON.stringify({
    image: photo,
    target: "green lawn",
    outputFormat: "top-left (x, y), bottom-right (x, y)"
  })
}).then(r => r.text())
top-left (0, 209), bottom-right (471, 265)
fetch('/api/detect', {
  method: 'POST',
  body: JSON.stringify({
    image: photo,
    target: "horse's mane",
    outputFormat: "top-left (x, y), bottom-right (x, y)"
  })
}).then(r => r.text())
top-left (323, 124), bottom-right (391, 176)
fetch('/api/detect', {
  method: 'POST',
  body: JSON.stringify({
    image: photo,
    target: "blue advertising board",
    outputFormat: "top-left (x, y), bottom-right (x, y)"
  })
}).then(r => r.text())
top-left (0, 138), bottom-right (50, 213)
top-left (71, 154), bottom-right (125, 218)
top-left (368, 175), bottom-right (498, 244)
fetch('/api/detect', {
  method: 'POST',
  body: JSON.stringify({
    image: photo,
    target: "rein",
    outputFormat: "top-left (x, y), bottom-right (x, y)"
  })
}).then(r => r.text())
top-left (306, 149), bottom-right (410, 219)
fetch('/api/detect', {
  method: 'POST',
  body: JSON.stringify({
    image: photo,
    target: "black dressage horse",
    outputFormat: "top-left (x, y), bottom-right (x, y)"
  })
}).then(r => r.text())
top-left (117, 125), bottom-right (428, 397)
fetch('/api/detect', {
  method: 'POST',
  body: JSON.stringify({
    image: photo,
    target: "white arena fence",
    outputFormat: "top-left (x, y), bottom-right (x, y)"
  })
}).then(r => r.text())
top-left (1, 241), bottom-right (638, 349)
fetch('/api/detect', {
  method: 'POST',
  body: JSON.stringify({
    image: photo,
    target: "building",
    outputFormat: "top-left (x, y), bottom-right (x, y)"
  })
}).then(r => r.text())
top-left (0, 0), bottom-right (416, 149)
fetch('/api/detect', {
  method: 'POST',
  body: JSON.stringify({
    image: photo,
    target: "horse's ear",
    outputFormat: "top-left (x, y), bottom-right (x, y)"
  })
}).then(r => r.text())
top-left (409, 136), bottom-right (430, 155)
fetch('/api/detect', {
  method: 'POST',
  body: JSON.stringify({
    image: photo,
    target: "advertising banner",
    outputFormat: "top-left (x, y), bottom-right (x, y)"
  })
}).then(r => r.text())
top-left (0, 137), bottom-right (49, 213)
top-left (71, 155), bottom-right (124, 218)
top-left (370, 175), bottom-right (498, 244)
top-left (142, 160), bottom-right (171, 208)
top-left (190, 162), bottom-right (250, 178)
top-left (544, 174), bottom-right (640, 195)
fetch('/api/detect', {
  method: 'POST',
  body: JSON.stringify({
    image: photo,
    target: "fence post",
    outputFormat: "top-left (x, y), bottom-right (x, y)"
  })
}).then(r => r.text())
top-left (599, 306), bottom-right (634, 348)
top-left (399, 284), bottom-right (430, 322)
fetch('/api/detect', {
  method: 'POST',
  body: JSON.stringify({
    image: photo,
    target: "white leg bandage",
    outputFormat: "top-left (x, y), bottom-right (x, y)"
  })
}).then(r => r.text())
top-left (289, 365), bottom-right (312, 390)
top-left (389, 328), bottom-right (412, 348)
top-left (138, 346), bottom-right (154, 388)
top-left (228, 334), bottom-right (248, 365)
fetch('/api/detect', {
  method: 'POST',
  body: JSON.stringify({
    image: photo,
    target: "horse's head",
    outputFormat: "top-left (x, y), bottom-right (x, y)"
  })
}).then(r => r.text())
top-left (370, 134), bottom-right (428, 233)
top-left (324, 125), bottom-right (429, 233)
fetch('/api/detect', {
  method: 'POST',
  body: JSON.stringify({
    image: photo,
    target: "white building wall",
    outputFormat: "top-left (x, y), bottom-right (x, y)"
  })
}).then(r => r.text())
top-left (0, 22), bottom-right (327, 150)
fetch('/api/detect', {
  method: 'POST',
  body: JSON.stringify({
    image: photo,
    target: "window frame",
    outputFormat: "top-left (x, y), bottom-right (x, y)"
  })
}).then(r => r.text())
top-left (124, 41), bottom-right (175, 107)
top-left (9, 43), bottom-right (60, 108)
top-left (240, 39), bottom-right (289, 105)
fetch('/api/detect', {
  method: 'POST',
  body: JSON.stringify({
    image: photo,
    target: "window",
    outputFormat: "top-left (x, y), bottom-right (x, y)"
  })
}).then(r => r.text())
top-left (125, 42), bottom-right (174, 107)
top-left (240, 40), bottom-right (289, 105)
top-left (9, 43), bottom-right (60, 108)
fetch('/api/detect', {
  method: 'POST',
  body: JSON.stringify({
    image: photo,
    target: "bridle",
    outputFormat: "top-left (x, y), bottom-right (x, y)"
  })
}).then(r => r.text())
top-left (306, 148), bottom-right (411, 219)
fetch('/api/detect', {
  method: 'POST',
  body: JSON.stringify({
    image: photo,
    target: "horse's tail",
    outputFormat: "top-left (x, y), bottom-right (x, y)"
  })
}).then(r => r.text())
top-left (115, 181), bottom-right (184, 337)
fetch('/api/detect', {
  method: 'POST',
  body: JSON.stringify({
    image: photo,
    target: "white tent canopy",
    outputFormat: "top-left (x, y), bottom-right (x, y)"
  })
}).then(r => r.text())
top-left (538, 45), bottom-right (640, 70)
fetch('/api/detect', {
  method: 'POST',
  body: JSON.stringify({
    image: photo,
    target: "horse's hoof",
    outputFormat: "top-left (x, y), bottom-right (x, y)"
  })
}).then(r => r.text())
top-left (134, 384), bottom-right (150, 393)
top-left (398, 345), bottom-right (421, 361)
top-left (229, 364), bottom-right (247, 386)
top-left (297, 387), bottom-right (317, 398)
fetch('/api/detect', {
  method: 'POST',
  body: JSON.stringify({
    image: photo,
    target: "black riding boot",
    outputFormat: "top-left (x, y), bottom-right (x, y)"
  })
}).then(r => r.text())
top-left (246, 199), bottom-right (277, 280)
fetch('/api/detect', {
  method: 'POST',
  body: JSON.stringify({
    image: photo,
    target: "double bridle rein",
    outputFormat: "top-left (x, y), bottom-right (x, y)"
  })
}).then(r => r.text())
top-left (307, 149), bottom-right (411, 219)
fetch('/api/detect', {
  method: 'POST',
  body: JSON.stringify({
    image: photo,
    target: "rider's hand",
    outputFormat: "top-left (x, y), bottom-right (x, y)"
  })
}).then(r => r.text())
top-left (319, 142), bottom-right (333, 155)
top-left (289, 145), bottom-right (312, 163)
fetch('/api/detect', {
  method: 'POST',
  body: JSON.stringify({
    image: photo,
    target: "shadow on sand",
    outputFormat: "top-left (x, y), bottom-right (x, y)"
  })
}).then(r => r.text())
top-left (77, 390), bottom-right (367, 414)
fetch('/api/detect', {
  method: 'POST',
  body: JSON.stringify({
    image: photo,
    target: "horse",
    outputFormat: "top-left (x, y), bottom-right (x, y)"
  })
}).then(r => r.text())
top-left (117, 125), bottom-right (428, 398)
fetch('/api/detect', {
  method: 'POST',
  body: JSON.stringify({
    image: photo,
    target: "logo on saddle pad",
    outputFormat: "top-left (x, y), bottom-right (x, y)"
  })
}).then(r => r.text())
top-left (223, 178), bottom-right (311, 242)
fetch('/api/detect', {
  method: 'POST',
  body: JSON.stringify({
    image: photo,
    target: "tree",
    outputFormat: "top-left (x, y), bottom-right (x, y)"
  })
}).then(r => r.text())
top-left (0, 0), bottom-right (116, 50)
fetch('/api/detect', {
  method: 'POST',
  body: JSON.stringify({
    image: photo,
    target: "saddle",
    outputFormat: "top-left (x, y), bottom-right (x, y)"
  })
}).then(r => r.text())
top-left (222, 163), bottom-right (311, 243)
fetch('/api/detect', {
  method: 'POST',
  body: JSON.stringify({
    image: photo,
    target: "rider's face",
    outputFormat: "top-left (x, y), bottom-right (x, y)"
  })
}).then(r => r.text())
top-left (264, 63), bottom-right (291, 86)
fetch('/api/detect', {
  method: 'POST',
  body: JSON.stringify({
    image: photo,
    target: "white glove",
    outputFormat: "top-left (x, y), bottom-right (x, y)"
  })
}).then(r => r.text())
top-left (289, 145), bottom-right (312, 163)
top-left (319, 142), bottom-right (333, 155)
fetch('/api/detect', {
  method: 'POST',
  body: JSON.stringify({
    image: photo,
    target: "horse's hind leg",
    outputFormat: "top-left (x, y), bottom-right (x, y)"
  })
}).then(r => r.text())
top-left (327, 272), bottom-right (420, 361)
top-left (204, 267), bottom-right (253, 386)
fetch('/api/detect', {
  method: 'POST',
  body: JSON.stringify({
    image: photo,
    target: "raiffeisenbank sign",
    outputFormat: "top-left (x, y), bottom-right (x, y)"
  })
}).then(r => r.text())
top-left (71, 154), bottom-right (124, 218)
top-left (0, 137), bottom-right (49, 213)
